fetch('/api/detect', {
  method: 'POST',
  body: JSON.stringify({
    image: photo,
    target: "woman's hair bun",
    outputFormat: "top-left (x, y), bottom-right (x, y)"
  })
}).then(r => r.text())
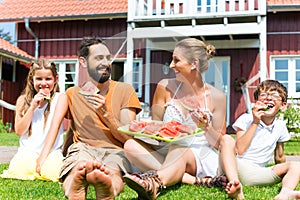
top-left (206, 44), bottom-right (216, 59)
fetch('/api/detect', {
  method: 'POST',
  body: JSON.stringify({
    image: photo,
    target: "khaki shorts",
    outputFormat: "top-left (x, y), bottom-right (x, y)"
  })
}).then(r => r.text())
top-left (237, 158), bottom-right (281, 186)
top-left (59, 142), bottom-right (132, 182)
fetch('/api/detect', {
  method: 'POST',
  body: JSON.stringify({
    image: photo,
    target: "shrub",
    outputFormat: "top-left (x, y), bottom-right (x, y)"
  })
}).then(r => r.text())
top-left (277, 99), bottom-right (300, 134)
top-left (0, 120), bottom-right (10, 133)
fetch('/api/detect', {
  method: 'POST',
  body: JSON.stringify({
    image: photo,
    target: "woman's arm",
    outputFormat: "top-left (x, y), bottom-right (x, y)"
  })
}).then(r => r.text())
top-left (36, 93), bottom-right (68, 173)
top-left (205, 88), bottom-right (227, 148)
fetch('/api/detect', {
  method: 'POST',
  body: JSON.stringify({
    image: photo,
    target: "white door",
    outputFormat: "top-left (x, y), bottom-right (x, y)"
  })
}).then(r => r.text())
top-left (203, 57), bottom-right (230, 125)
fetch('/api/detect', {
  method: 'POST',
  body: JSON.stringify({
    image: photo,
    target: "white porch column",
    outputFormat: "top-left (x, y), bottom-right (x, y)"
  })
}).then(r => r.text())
top-left (0, 56), bottom-right (2, 80)
top-left (259, 15), bottom-right (267, 81)
top-left (144, 39), bottom-right (151, 105)
top-left (126, 25), bottom-right (134, 84)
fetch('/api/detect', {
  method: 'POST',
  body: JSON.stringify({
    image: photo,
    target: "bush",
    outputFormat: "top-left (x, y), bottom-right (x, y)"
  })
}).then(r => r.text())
top-left (277, 99), bottom-right (300, 134)
top-left (0, 120), bottom-right (10, 134)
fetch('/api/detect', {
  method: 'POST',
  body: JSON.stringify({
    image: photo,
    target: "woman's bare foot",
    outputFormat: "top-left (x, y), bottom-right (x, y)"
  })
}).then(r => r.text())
top-left (85, 161), bottom-right (115, 200)
top-left (64, 162), bottom-right (88, 200)
top-left (274, 189), bottom-right (300, 200)
top-left (225, 180), bottom-right (245, 199)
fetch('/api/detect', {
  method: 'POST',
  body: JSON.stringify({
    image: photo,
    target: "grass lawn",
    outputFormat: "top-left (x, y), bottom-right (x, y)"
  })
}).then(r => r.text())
top-left (0, 133), bottom-right (299, 199)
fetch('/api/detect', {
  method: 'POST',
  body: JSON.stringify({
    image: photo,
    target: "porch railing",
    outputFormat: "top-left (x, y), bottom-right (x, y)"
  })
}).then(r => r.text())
top-left (128, 0), bottom-right (266, 22)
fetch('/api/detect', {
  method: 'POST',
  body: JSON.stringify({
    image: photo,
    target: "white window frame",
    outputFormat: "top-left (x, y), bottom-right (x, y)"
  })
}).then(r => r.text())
top-left (270, 55), bottom-right (300, 98)
top-left (131, 58), bottom-right (143, 98)
top-left (51, 59), bottom-right (79, 92)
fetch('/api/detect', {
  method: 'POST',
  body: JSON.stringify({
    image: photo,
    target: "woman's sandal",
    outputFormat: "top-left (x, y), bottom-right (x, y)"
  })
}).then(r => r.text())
top-left (123, 170), bottom-right (165, 200)
top-left (194, 175), bottom-right (228, 189)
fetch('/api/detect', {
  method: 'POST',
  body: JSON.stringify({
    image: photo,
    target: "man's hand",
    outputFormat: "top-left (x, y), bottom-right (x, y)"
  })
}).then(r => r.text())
top-left (85, 94), bottom-right (108, 116)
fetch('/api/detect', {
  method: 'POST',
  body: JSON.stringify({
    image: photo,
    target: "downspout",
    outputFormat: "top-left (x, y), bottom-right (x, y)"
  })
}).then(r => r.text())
top-left (24, 18), bottom-right (39, 60)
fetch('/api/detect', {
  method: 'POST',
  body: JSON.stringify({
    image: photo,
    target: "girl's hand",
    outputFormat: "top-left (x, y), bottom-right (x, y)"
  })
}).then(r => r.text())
top-left (36, 155), bottom-right (45, 174)
top-left (31, 91), bottom-right (46, 109)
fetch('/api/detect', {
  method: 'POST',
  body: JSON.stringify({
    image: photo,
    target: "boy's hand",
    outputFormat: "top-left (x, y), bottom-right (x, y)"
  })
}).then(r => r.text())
top-left (251, 101), bottom-right (268, 124)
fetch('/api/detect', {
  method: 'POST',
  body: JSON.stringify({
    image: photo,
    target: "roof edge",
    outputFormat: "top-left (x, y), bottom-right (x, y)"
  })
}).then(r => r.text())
top-left (0, 12), bottom-right (127, 23)
top-left (0, 50), bottom-right (34, 63)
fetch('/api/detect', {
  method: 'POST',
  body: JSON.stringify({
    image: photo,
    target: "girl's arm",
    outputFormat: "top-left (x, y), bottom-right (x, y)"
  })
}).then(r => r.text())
top-left (15, 94), bottom-right (42, 137)
top-left (36, 93), bottom-right (68, 173)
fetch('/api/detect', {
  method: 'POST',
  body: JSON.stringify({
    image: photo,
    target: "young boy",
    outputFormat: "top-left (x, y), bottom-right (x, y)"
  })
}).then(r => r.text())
top-left (219, 80), bottom-right (300, 199)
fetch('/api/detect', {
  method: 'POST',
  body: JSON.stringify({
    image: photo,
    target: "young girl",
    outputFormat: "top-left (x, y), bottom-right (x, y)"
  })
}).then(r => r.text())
top-left (0, 59), bottom-right (68, 182)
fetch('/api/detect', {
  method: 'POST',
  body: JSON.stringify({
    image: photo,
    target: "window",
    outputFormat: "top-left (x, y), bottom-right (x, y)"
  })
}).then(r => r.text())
top-left (197, 0), bottom-right (218, 13)
top-left (270, 56), bottom-right (300, 98)
top-left (54, 60), bottom-right (78, 92)
top-left (132, 59), bottom-right (143, 98)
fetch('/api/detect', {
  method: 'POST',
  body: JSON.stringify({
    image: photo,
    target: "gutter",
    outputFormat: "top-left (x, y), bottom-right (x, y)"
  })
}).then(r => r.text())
top-left (24, 18), bottom-right (39, 60)
top-left (268, 5), bottom-right (300, 13)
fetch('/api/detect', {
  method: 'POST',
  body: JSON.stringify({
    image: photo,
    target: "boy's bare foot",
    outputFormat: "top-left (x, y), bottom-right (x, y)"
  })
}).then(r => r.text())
top-left (65, 162), bottom-right (88, 200)
top-left (225, 180), bottom-right (245, 200)
top-left (85, 161), bottom-right (115, 200)
top-left (274, 189), bottom-right (300, 200)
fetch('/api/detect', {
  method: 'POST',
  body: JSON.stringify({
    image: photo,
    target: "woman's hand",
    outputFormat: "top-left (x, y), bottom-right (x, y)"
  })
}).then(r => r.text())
top-left (190, 110), bottom-right (210, 130)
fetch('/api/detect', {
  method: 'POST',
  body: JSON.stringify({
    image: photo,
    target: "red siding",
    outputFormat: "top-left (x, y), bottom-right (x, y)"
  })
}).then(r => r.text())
top-left (267, 12), bottom-right (300, 62)
top-left (1, 63), bottom-right (29, 130)
top-left (17, 19), bottom-right (127, 59)
top-left (215, 49), bottom-right (260, 124)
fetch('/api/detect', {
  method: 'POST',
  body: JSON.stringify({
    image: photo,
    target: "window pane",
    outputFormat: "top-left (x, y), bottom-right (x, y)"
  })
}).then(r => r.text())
top-left (66, 64), bottom-right (75, 72)
top-left (275, 60), bottom-right (288, 70)
top-left (296, 60), bottom-right (300, 69)
top-left (296, 72), bottom-right (300, 81)
top-left (275, 72), bottom-right (288, 81)
top-left (282, 82), bottom-right (288, 90)
top-left (296, 83), bottom-right (300, 92)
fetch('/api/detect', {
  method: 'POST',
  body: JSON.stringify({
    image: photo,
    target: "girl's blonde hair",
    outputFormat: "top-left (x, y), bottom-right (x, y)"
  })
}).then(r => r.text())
top-left (175, 38), bottom-right (215, 73)
top-left (20, 59), bottom-right (59, 136)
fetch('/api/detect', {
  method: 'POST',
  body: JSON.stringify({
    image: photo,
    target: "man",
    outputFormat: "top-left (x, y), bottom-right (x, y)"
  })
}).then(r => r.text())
top-left (59, 37), bottom-right (141, 199)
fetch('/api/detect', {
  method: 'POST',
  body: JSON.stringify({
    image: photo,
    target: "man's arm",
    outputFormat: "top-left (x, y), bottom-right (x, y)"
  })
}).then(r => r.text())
top-left (96, 107), bottom-right (136, 144)
top-left (274, 142), bottom-right (286, 164)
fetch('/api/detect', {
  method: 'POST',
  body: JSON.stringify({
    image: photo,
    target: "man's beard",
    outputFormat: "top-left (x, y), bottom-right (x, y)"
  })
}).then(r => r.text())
top-left (87, 65), bottom-right (111, 83)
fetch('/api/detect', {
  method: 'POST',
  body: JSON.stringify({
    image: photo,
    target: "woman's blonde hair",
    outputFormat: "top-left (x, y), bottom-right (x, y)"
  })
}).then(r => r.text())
top-left (20, 59), bottom-right (59, 136)
top-left (175, 38), bottom-right (215, 73)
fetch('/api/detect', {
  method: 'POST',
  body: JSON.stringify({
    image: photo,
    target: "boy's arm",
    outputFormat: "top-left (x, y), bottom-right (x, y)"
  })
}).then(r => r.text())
top-left (235, 123), bottom-right (258, 155)
top-left (274, 142), bottom-right (286, 164)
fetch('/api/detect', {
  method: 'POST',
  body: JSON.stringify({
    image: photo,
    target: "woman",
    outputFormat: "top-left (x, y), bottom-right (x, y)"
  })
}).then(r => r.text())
top-left (124, 38), bottom-right (227, 199)
top-left (0, 59), bottom-right (68, 182)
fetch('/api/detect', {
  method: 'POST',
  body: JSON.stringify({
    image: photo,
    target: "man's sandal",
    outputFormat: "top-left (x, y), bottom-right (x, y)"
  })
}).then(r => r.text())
top-left (194, 175), bottom-right (228, 189)
top-left (123, 170), bottom-right (165, 200)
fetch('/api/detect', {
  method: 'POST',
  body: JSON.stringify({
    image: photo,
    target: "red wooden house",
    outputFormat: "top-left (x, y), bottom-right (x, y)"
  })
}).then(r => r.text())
top-left (0, 38), bottom-right (33, 128)
top-left (0, 0), bottom-right (299, 131)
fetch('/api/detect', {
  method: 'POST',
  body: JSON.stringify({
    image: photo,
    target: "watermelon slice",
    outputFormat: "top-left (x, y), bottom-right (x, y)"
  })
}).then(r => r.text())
top-left (79, 81), bottom-right (100, 96)
top-left (39, 87), bottom-right (51, 102)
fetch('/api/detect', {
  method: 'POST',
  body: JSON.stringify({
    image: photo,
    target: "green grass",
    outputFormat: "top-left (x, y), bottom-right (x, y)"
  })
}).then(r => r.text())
top-left (0, 162), bottom-right (299, 200)
top-left (284, 137), bottom-right (300, 155)
top-left (0, 132), bottom-right (19, 146)
top-left (0, 133), bottom-right (299, 199)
